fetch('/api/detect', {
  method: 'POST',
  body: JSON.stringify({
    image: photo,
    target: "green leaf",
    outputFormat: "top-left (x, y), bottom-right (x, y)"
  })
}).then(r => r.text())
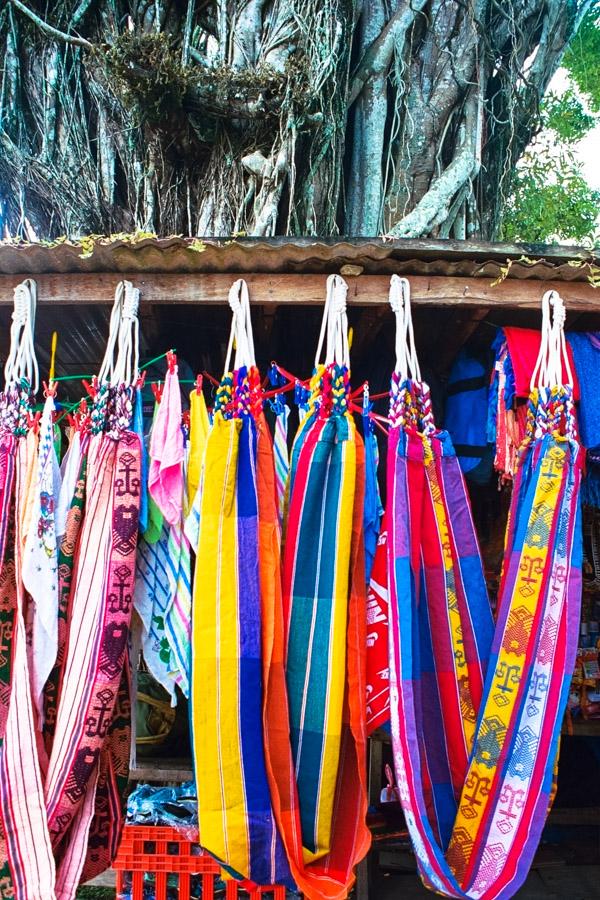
top-left (501, 144), bottom-right (600, 244)
top-left (563, 7), bottom-right (600, 113)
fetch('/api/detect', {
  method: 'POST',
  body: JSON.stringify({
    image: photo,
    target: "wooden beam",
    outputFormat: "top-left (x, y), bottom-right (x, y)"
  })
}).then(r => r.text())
top-left (129, 759), bottom-right (194, 783)
top-left (0, 272), bottom-right (598, 310)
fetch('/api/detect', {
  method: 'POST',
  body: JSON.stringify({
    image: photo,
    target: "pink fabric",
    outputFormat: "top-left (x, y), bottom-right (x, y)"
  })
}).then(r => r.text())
top-left (148, 368), bottom-right (184, 526)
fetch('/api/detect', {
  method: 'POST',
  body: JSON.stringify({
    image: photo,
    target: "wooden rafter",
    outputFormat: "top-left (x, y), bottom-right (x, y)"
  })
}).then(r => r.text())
top-left (0, 273), bottom-right (598, 310)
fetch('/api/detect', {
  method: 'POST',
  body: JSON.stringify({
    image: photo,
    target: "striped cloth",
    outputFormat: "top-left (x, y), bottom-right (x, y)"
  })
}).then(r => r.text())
top-left (134, 526), bottom-right (177, 704)
top-left (362, 403), bottom-right (383, 584)
top-left (0, 429), bottom-right (18, 889)
top-left (0, 386), bottom-right (56, 900)
top-left (44, 444), bottom-right (88, 758)
top-left (164, 498), bottom-right (192, 697)
top-left (191, 366), bottom-right (292, 887)
top-left (23, 392), bottom-right (62, 724)
top-left (387, 378), bottom-right (582, 899)
top-left (186, 389), bottom-right (210, 518)
top-left (277, 362), bottom-right (370, 890)
top-left (273, 404), bottom-right (290, 526)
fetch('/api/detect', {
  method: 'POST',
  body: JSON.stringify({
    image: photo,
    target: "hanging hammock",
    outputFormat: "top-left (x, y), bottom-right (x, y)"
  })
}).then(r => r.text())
top-left (264, 275), bottom-right (370, 898)
top-left (45, 281), bottom-right (143, 898)
top-left (0, 280), bottom-right (57, 900)
top-left (387, 279), bottom-right (582, 899)
top-left (190, 280), bottom-right (293, 888)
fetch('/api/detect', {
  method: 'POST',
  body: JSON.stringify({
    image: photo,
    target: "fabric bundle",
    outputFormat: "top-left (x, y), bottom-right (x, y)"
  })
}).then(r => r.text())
top-left (387, 282), bottom-right (582, 899)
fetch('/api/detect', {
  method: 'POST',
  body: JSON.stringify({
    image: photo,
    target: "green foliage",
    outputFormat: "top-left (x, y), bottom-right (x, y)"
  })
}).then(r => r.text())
top-left (542, 90), bottom-right (595, 141)
top-left (501, 146), bottom-right (600, 244)
top-left (502, 9), bottom-right (600, 245)
top-left (563, 6), bottom-right (600, 112)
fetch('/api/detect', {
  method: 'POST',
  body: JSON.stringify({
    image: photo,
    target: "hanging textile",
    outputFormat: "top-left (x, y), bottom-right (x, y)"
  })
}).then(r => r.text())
top-left (191, 281), bottom-right (292, 888)
top-left (273, 400), bottom-right (290, 527)
top-left (387, 280), bottom-right (582, 899)
top-left (444, 348), bottom-right (494, 485)
top-left (362, 386), bottom-right (383, 583)
top-left (567, 333), bottom-right (600, 507)
top-left (164, 484), bottom-right (192, 698)
top-left (0, 280), bottom-right (56, 900)
top-left (264, 274), bottom-right (370, 899)
top-left (43, 425), bottom-right (88, 758)
top-left (134, 524), bottom-right (178, 705)
top-left (45, 281), bottom-right (142, 900)
top-left (186, 385), bottom-right (210, 518)
top-left (55, 428), bottom-right (82, 542)
top-left (23, 388), bottom-right (62, 726)
top-left (492, 326), bottom-right (579, 479)
top-left (366, 526), bottom-right (390, 734)
top-left (133, 388), bottom-right (149, 534)
top-left (184, 389), bottom-right (211, 549)
top-left (148, 360), bottom-right (184, 527)
top-left (134, 358), bottom-right (188, 701)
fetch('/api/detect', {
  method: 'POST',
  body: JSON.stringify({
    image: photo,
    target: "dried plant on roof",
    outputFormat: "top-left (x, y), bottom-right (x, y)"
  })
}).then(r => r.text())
top-left (0, 0), bottom-right (593, 240)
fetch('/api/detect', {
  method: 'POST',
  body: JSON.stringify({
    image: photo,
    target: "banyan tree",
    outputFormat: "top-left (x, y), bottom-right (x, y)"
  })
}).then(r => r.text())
top-left (0, 0), bottom-right (593, 239)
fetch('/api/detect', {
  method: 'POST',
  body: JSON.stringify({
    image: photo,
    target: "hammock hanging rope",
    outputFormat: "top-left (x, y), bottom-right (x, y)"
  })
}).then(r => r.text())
top-left (387, 279), bottom-right (582, 899)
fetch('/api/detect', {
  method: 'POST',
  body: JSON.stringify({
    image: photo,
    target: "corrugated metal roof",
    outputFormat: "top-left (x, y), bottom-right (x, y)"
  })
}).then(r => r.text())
top-left (0, 236), bottom-right (598, 282)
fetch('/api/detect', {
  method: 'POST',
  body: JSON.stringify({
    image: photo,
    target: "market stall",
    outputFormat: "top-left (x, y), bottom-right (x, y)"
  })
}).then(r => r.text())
top-left (0, 236), bottom-right (598, 900)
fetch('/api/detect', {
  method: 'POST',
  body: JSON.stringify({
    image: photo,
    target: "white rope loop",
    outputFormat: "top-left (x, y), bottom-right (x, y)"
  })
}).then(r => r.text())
top-left (389, 275), bottom-right (421, 383)
top-left (238, 279), bottom-right (256, 369)
top-left (98, 282), bottom-right (124, 385)
top-left (530, 290), bottom-right (572, 391)
top-left (114, 281), bottom-right (140, 387)
top-left (4, 279), bottom-right (39, 393)
top-left (224, 279), bottom-right (255, 377)
top-left (98, 281), bottom-right (140, 387)
top-left (315, 275), bottom-right (349, 369)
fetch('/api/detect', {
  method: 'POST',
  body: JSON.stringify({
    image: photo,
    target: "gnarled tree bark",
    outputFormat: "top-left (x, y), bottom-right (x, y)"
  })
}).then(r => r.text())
top-left (0, 0), bottom-right (592, 239)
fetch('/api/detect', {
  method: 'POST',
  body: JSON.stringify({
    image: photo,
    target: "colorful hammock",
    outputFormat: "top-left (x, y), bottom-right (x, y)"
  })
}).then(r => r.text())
top-left (191, 281), bottom-right (292, 887)
top-left (45, 282), bottom-right (142, 899)
top-left (386, 280), bottom-right (582, 899)
top-left (0, 281), bottom-right (57, 900)
top-left (268, 275), bottom-right (370, 897)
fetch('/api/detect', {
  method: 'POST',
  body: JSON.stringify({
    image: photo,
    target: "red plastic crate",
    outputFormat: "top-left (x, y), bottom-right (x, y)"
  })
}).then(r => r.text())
top-left (113, 825), bottom-right (286, 900)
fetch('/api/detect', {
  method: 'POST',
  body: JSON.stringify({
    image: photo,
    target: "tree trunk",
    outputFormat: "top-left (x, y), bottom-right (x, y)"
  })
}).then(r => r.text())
top-left (0, 0), bottom-right (592, 239)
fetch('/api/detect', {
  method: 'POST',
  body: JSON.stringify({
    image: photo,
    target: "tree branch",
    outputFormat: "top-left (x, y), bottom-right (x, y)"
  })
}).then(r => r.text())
top-left (8, 0), bottom-right (93, 48)
top-left (387, 91), bottom-right (482, 238)
top-left (349, 0), bottom-right (428, 105)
